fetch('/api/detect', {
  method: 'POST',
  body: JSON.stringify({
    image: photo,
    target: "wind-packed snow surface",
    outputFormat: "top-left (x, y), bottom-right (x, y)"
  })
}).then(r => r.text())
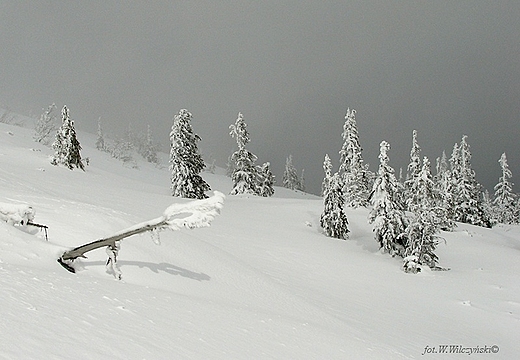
top-left (0, 122), bottom-right (519, 359)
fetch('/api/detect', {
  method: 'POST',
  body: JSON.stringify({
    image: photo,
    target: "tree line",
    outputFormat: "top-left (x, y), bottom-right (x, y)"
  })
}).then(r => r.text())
top-left (35, 104), bottom-right (518, 274)
top-left (320, 108), bottom-right (519, 273)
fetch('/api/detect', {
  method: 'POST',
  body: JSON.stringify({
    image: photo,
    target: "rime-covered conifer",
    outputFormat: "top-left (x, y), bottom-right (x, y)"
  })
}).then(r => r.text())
top-left (493, 153), bottom-right (516, 224)
top-left (300, 169), bottom-right (306, 192)
top-left (369, 141), bottom-right (408, 257)
top-left (229, 113), bottom-right (259, 195)
top-left (282, 154), bottom-right (301, 191)
top-left (403, 157), bottom-right (443, 273)
top-left (51, 105), bottom-right (85, 170)
top-left (482, 190), bottom-right (496, 226)
top-left (338, 108), bottom-right (370, 207)
top-left (169, 109), bottom-right (210, 199)
top-left (34, 103), bottom-right (57, 145)
top-left (142, 124), bottom-right (159, 164)
top-left (257, 162), bottom-right (275, 197)
top-left (451, 135), bottom-right (490, 227)
top-left (405, 130), bottom-right (421, 209)
top-left (434, 151), bottom-right (455, 231)
top-left (320, 173), bottom-right (349, 239)
top-left (111, 137), bottom-right (135, 166)
top-left (95, 117), bottom-right (106, 151)
top-left (321, 154), bottom-right (333, 196)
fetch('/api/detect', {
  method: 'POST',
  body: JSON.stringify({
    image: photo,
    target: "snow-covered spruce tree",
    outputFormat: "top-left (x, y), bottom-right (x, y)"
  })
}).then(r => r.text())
top-left (141, 124), bottom-right (159, 164)
top-left (95, 117), bottom-right (106, 151)
top-left (404, 129), bottom-right (421, 209)
top-left (320, 173), bottom-right (350, 240)
top-left (446, 142), bottom-right (461, 221)
top-left (513, 196), bottom-right (520, 224)
top-left (368, 141), bottom-right (408, 257)
top-left (321, 154), bottom-right (333, 196)
top-left (229, 112), bottom-right (259, 195)
top-left (300, 169), bottom-right (306, 192)
top-left (403, 157), bottom-right (443, 273)
top-left (34, 103), bottom-right (57, 145)
top-left (257, 162), bottom-right (275, 197)
top-left (338, 108), bottom-right (370, 208)
top-left (51, 105), bottom-right (85, 170)
top-left (207, 159), bottom-right (216, 174)
top-left (169, 109), bottom-right (210, 199)
top-left (451, 135), bottom-right (491, 227)
top-left (482, 190), bottom-right (497, 226)
top-left (434, 150), bottom-right (456, 231)
top-left (282, 154), bottom-right (301, 191)
top-left (493, 152), bottom-right (516, 224)
top-left (225, 153), bottom-right (234, 178)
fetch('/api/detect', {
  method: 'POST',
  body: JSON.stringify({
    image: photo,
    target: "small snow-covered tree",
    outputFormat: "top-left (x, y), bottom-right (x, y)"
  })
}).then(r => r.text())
top-left (300, 169), bottom-right (306, 192)
top-left (433, 151), bottom-right (456, 231)
top-left (403, 157), bottom-right (443, 273)
top-left (321, 154), bottom-right (333, 196)
top-left (229, 112), bottom-right (259, 195)
top-left (369, 141), bottom-right (408, 257)
top-left (169, 109), bottom-right (210, 199)
top-left (493, 152), bottom-right (516, 224)
top-left (226, 153), bottom-right (234, 178)
top-left (141, 124), bottom-right (159, 164)
top-left (95, 117), bottom-right (106, 151)
top-left (451, 135), bottom-right (490, 227)
top-left (404, 130), bottom-right (421, 209)
top-left (257, 162), bottom-right (275, 197)
top-left (207, 159), bottom-right (216, 174)
top-left (51, 105), bottom-right (85, 170)
top-left (34, 103), bottom-right (57, 145)
top-left (513, 196), bottom-right (520, 224)
top-left (282, 154), bottom-right (301, 191)
top-left (338, 108), bottom-right (370, 207)
top-left (482, 190), bottom-right (497, 226)
top-left (110, 135), bottom-right (136, 167)
top-left (320, 173), bottom-right (349, 239)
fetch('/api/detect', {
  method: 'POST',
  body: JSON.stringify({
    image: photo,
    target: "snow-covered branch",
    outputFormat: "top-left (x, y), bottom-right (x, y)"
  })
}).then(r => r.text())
top-left (58, 191), bottom-right (225, 274)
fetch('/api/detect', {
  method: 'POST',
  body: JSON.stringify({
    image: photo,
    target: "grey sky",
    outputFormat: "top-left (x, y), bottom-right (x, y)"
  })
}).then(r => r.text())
top-left (1, 1), bottom-right (519, 195)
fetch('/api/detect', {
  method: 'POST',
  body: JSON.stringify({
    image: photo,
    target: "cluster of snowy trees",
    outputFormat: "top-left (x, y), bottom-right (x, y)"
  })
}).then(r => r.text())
top-left (33, 101), bottom-right (518, 253)
top-left (320, 108), bottom-right (519, 273)
top-left (96, 118), bottom-right (160, 167)
top-left (168, 110), bottom-right (277, 199)
top-left (320, 109), bottom-right (371, 240)
top-left (34, 104), bottom-right (160, 170)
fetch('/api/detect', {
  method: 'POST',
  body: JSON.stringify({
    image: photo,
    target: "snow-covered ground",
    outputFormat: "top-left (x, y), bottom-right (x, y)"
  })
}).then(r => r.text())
top-left (0, 122), bottom-right (518, 359)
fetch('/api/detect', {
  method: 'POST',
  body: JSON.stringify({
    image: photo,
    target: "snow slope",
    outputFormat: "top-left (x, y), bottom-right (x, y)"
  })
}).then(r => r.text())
top-left (0, 122), bottom-right (519, 359)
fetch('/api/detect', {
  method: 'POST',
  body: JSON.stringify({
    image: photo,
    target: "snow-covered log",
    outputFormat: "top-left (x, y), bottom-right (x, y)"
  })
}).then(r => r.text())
top-left (58, 191), bottom-right (225, 274)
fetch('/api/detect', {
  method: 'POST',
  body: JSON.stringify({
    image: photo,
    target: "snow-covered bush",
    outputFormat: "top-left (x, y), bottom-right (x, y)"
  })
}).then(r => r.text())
top-left (0, 203), bottom-right (35, 226)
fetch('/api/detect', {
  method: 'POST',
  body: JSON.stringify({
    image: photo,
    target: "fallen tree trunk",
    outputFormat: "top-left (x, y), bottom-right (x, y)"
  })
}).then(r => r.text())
top-left (58, 191), bottom-right (225, 274)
